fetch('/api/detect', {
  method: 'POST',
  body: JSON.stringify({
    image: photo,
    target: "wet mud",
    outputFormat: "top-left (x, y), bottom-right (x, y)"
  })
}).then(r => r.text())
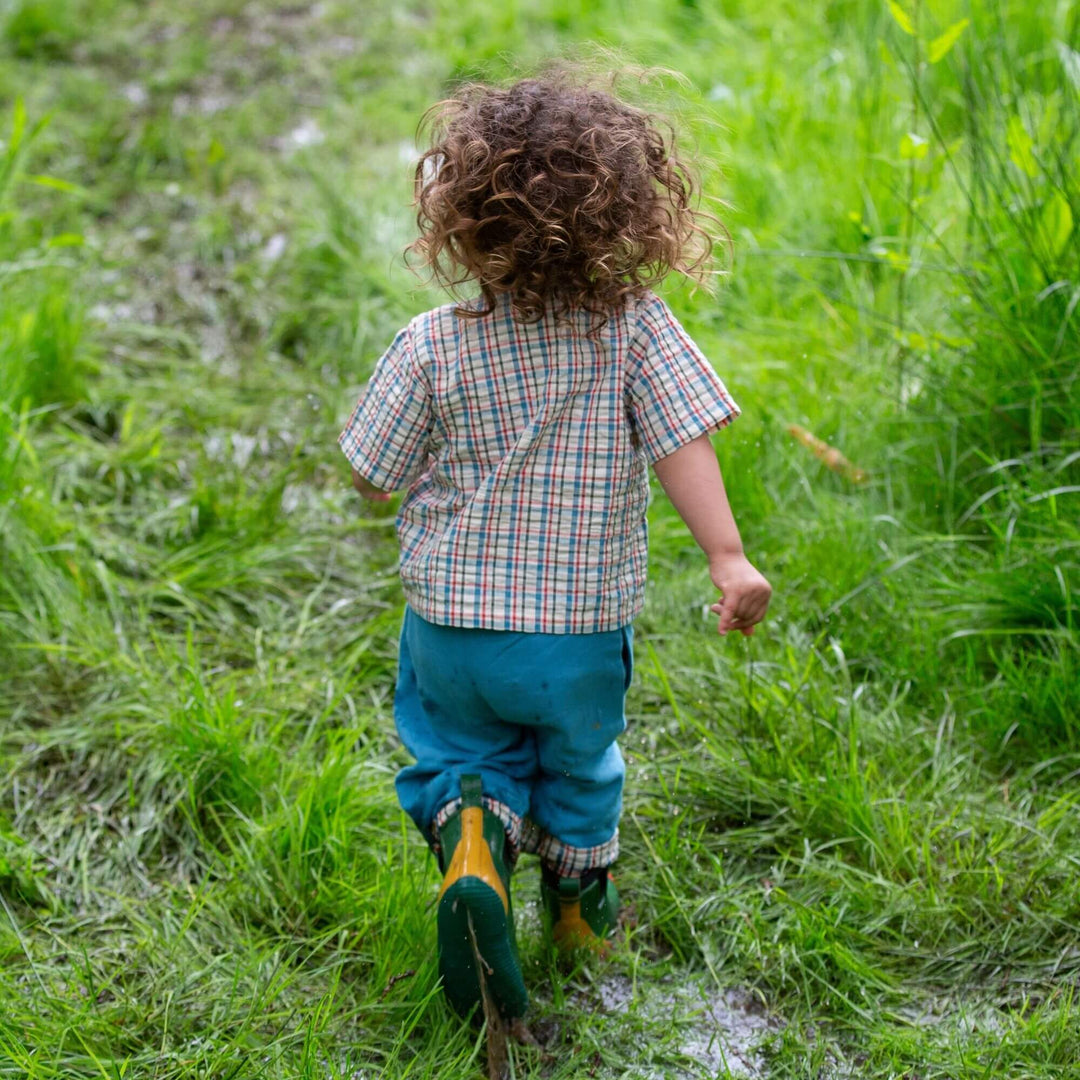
top-left (579, 973), bottom-right (782, 1079)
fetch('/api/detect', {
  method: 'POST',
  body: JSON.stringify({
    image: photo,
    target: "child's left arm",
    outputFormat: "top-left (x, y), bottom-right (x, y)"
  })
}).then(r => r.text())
top-left (339, 323), bottom-right (432, 501)
top-left (351, 469), bottom-right (392, 502)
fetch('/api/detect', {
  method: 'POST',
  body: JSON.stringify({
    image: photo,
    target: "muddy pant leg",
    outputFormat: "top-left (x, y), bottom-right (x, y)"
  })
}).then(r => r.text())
top-left (480, 625), bottom-right (633, 875)
top-left (393, 608), bottom-right (534, 852)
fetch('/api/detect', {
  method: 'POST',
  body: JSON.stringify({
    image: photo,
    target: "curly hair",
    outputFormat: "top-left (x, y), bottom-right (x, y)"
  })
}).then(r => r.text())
top-left (406, 72), bottom-right (720, 329)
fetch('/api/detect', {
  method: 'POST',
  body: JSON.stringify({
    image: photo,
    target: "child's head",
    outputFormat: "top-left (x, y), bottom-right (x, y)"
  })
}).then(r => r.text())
top-left (407, 69), bottom-right (718, 325)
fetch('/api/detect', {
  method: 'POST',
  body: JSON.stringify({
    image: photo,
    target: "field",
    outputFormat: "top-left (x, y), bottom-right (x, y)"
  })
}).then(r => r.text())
top-left (2, 0), bottom-right (1079, 1076)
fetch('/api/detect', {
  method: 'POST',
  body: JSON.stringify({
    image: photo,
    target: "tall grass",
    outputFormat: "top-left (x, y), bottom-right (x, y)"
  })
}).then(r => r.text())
top-left (0, 100), bottom-right (92, 674)
top-left (884, 5), bottom-right (1080, 766)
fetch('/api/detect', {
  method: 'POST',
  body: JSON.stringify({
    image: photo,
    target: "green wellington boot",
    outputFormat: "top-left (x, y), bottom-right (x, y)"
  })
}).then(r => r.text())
top-left (436, 776), bottom-right (528, 1020)
top-left (540, 867), bottom-right (620, 952)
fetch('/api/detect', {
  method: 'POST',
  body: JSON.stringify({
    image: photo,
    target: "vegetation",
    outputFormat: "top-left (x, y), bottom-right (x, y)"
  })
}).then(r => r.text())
top-left (1, 0), bottom-right (1077, 1076)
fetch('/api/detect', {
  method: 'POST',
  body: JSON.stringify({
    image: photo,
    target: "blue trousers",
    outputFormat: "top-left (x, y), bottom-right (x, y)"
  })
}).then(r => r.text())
top-left (393, 608), bottom-right (632, 860)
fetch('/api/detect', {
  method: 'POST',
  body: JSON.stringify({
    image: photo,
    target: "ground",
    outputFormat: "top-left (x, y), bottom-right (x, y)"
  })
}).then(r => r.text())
top-left (1, 0), bottom-right (1079, 1077)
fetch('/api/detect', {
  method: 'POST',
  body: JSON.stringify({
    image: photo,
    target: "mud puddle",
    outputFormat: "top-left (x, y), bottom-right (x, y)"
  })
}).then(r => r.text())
top-left (575, 973), bottom-right (781, 1079)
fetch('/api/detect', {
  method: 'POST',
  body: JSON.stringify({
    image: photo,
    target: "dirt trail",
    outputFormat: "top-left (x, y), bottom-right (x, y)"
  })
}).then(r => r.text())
top-left (583, 973), bottom-right (781, 1079)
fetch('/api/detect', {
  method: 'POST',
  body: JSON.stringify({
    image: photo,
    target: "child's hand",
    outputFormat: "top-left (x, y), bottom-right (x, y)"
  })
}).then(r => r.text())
top-left (351, 468), bottom-right (393, 502)
top-left (708, 553), bottom-right (772, 637)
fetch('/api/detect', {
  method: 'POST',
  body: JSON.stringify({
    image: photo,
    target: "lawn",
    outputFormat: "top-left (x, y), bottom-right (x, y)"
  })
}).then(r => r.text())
top-left (1, 0), bottom-right (1078, 1077)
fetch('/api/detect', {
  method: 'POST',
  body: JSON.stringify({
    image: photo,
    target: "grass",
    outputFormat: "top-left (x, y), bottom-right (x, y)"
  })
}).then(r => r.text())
top-left (1, 0), bottom-right (1078, 1076)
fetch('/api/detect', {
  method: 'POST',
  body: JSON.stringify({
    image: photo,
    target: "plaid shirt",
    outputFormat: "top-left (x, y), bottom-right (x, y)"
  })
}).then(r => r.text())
top-left (338, 291), bottom-right (740, 634)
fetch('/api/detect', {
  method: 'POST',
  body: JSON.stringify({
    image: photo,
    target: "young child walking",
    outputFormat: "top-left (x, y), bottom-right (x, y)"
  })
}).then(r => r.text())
top-left (338, 71), bottom-right (771, 1024)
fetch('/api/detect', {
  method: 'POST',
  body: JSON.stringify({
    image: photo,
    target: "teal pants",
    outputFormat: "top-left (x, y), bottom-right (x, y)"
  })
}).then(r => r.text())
top-left (393, 607), bottom-right (632, 857)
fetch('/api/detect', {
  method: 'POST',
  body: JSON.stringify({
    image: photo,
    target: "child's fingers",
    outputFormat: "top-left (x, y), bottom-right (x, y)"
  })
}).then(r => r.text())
top-left (716, 602), bottom-right (747, 636)
top-left (710, 592), bottom-right (768, 636)
top-left (720, 588), bottom-right (770, 617)
top-left (712, 599), bottom-right (736, 635)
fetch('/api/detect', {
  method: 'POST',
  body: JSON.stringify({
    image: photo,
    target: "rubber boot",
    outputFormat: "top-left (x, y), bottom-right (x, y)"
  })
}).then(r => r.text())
top-left (540, 866), bottom-right (619, 952)
top-left (436, 775), bottom-right (528, 1020)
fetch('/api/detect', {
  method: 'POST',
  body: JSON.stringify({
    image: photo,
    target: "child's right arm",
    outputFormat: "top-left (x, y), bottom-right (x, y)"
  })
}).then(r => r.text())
top-left (624, 296), bottom-right (770, 637)
top-left (651, 434), bottom-right (772, 638)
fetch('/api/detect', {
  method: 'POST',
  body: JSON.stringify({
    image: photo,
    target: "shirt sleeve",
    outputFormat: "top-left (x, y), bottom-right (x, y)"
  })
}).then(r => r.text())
top-left (625, 295), bottom-right (741, 464)
top-left (337, 324), bottom-right (432, 491)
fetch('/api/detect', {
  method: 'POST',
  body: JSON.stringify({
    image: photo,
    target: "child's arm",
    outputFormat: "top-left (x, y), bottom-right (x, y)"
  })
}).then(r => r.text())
top-left (339, 324), bottom-right (431, 502)
top-left (652, 434), bottom-right (772, 637)
top-left (351, 468), bottom-right (392, 502)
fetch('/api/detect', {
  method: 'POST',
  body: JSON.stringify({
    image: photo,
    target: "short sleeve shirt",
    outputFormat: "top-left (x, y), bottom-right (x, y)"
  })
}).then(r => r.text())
top-left (338, 291), bottom-right (740, 633)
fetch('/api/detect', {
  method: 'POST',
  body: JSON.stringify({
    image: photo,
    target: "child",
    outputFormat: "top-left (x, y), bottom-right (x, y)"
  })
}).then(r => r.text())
top-left (338, 72), bottom-right (771, 1024)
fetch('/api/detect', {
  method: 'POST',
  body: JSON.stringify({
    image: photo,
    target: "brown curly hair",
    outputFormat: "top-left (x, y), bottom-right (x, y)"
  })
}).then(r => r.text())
top-left (406, 71), bottom-right (720, 328)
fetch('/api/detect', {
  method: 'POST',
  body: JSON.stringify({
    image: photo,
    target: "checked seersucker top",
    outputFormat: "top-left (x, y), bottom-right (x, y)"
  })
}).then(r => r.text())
top-left (338, 291), bottom-right (740, 634)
